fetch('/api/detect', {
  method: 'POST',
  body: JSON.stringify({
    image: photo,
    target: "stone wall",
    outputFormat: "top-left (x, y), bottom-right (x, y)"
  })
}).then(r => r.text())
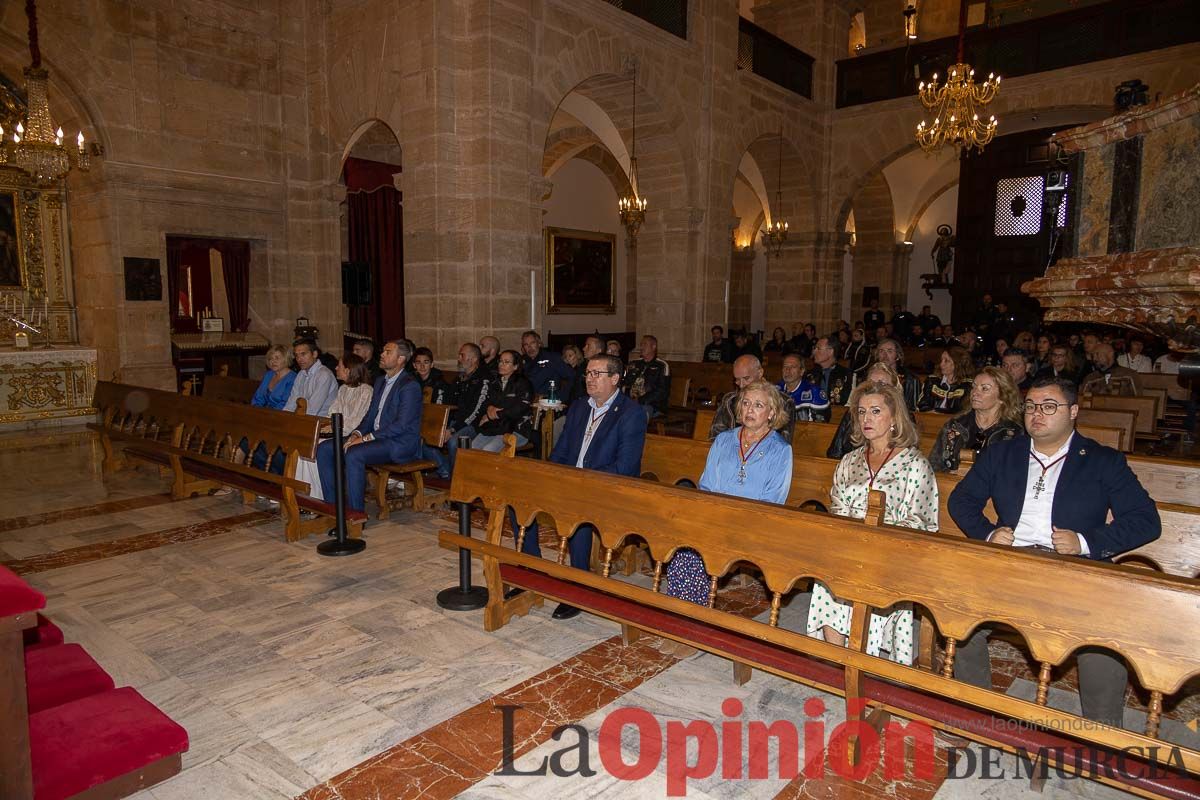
top-left (1, 0), bottom-right (1197, 381)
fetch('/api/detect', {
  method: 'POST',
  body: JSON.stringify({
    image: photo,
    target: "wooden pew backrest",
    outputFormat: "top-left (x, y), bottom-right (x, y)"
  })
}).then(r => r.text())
top-left (1077, 408), bottom-right (1136, 452)
top-left (202, 374), bottom-right (260, 404)
top-left (1085, 395), bottom-right (1157, 435)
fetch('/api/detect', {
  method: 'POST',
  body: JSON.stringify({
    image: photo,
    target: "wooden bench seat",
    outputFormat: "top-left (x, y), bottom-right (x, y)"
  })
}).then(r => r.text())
top-left (198, 373), bottom-right (260, 404)
top-left (1085, 394), bottom-right (1160, 437)
top-left (371, 403), bottom-right (452, 517)
top-left (88, 381), bottom-right (365, 542)
top-left (443, 451), bottom-right (1200, 798)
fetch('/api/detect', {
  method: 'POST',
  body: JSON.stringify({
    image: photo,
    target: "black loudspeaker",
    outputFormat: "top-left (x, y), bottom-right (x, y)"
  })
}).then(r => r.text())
top-left (341, 261), bottom-right (372, 306)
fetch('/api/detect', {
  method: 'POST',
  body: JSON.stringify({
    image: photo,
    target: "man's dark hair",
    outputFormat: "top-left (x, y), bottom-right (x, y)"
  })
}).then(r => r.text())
top-left (385, 339), bottom-right (413, 363)
top-left (293, 337), bottom-right (318, 353)
top-left (584, 334), bottom-right (604, 350)
top-left (712, 325), bottom-right (724, 334)
top-left (1029, 375), bottom-right (1078, 406)
top-left (587, 353), bottom-right (623, 376)
top-left (413, 346), bottom-right (434, 361)
top-left (1003, 348), bottom-right (1030, 362)
top-left (521, 330), bottom-right (542, 342)
top-left (355, 338), bottom-right (375, 355)
top-left (642, 334), bottom-right (658, 346)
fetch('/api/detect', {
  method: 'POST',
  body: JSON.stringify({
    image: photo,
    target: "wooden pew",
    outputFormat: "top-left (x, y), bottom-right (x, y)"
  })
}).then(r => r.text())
top-left (1141, 372), bottom-right (1192, 403)
top-left (442, 451), bottom-right (1200, 797)
top-left (88, 381), bottom-right (366, 542)
top-left (1084, 395), bottom-right (1159, 437)
top-left (200, 374), bottom-right (260, 404)
top-left (370, 403), bottom-right (452, 517)
top-left (1077, 408), bottom-right (1136, 452)
top-left (641, 434), bottom-right (1198, 579)
top-left (1126, 453), bottom-right (1200, 507)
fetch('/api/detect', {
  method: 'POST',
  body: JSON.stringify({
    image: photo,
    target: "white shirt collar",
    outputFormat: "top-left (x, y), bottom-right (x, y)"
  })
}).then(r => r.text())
top-left (1029, 431), bottom-right (1074, 461)
top-left (588, 390), bottom-right (618, 413)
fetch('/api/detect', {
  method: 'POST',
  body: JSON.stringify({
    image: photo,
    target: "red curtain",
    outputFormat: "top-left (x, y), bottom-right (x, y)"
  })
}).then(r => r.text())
top-left (344, 157), bottom-right (404, 343)
top-left (216, 240), bottom-right (250, 332)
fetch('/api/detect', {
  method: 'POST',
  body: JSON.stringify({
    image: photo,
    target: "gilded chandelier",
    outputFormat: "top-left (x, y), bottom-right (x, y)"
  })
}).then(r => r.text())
top-left (914, 0), bottom-right (1001, 155)
top-left (0, 0), bottom-right (91, 184)
top-left (760, 128), bottom-right (788, 257)
top-left (915, 64), bottom-right (1000, 154)
top-left (617, 67), bottom-right (647, 240)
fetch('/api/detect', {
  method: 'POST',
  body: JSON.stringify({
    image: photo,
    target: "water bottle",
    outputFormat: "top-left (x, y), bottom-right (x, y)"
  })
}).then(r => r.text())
top-left (547, 380), bottom-right (558, 405)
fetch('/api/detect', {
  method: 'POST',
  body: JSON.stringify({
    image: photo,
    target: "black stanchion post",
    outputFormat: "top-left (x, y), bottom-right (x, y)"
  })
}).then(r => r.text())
top-left (318, 412), bottom-right (366, 557)
top-left (436, 434), bottom-right (488, 610)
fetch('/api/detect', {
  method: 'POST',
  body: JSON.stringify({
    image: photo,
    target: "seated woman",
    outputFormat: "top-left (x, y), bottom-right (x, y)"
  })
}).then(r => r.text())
top-left (807, 381), bottom-right (938, 665)
top-left (296, 353), bottom-right (374, 501)
top-left (471, 349), bottom-right (534, 452)
top-left (666, 379), bottom-right (793, 606)
top-left (763, 326), bottom-right (788, 355)
top-left (826, 362), bottom-right (907, 459)
top-left (252, 344), bottom-right (296, 410)
top-left (928, 366), bottom-right (1022, 473)
top-left (228, 345), bottom-right (297, 469)
top-left (918, 346), bottom-right (973, 414)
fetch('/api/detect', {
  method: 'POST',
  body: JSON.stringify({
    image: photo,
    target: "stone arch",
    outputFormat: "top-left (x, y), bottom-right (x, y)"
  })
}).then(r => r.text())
top-left (533, 41), bottom-right (698, 209)
top-left (730, 111), bottom-right (820, 233)
top-left (845, 170), bottom-right (899, 315)
top-left (339, 118), bottom-right (403, 171)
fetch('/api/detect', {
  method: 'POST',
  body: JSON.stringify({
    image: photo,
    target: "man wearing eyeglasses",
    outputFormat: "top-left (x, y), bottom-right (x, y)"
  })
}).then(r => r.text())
top-left (505, 353), bottom-right (646, 620)
top-left (947, 376), bottom-right (1160, 728)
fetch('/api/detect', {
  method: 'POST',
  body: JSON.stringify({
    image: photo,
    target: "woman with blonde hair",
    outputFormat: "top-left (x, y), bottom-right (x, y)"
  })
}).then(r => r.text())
top-left (251, 344), bottom-right (296, 410)
top-left (807, 380), bottom-right (939, 665)
top-left (928, 366), bottom-right (1023, 473)
top-left (826, 361), bottom-right (905, 459)
top-left (666, 379), bottom-right (793, 606)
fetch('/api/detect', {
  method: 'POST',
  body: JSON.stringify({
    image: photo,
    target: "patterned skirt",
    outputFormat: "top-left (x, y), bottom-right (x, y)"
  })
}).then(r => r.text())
top-left (665, 548), bottom-right (711, 606)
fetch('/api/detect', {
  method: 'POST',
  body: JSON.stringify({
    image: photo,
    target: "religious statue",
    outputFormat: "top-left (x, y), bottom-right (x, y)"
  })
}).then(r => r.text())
top-left (919, 224), bottom-right (956, 299)
top-left (931, 224), bottom-right (955, 283)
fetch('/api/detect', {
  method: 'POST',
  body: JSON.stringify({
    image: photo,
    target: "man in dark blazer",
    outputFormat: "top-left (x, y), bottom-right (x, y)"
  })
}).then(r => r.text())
top-left (316, 339), bottom-right (422, 513)
top-left (509, 352), bottom-right (646, 620)
top-left (948, 375), bottom-right (1160, 728)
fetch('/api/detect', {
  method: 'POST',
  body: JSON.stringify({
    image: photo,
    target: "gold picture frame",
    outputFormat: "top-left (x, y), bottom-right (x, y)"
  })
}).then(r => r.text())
top-left (545, 226), bottom-right (616, 314)
top-left (0, 189), bottom-right (26, 289)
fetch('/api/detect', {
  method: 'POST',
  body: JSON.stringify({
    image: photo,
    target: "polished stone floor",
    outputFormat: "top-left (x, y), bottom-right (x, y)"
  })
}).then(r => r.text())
top-left (2, 427), bottom-right (1190, 799)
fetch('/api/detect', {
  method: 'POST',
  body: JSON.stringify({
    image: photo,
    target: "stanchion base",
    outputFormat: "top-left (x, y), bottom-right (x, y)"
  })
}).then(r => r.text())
top-left (317, 537), bottom-right (367, 557)
top-left (436, 585), bottom-right (488, 610)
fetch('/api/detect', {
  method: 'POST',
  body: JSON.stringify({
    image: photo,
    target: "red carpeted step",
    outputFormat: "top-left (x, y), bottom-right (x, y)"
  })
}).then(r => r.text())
top-left (25, 643), bottom-right (116, 713)
top-left (23, 613), bottom-right (65, 650)
top-left (30, 687), bottom-right (189, 800)
top-left (0, 563), bottom-right (46, 617)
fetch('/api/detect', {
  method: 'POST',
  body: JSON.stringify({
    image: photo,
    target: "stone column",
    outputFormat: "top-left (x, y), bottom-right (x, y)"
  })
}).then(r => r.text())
top-left (891, 241), bottom-right (915, 311)
top-left (729, 244), bottom-right (756, 331)
top-left (764, 231), bottom-right (847, 334)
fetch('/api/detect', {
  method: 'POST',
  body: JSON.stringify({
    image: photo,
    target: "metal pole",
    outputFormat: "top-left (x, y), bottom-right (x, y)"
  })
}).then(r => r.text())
top-left (436, 434), bottom-right (488, 610)
top-left (318, 413), bottom-right (366, 556)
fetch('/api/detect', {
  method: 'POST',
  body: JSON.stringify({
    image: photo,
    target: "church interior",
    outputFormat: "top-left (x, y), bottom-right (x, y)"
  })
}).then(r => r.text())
top-left (1, 0), bottom-right (1199, 798)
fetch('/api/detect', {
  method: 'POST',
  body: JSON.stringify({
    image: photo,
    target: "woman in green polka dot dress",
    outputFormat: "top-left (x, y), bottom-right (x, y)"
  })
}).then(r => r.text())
top-left (806, 380), bottom-right (939, 665)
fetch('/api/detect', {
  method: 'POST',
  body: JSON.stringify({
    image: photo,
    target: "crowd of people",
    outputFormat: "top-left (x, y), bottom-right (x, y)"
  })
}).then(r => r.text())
top-left (233, 306), bottom-right (1187, 725)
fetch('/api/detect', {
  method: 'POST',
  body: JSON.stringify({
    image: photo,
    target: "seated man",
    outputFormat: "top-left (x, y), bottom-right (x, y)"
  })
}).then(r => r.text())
top-left (432, 342), bottom-right (491, 477)
top-left (712, 354), bottom-right (795, 441)
top-left (623, 335), bottom-right (671, 424)
top-left (702, 325), bottom-right (732, 363)
top-left (479, 335), bottom-right (501, 379)
top-left (1001, 348), bottom-right (1034, 394)
top-left (777, 353), bottom-right (828, 422)
top-left (572, 335), bottom-right (604, 401)
top-left (352, 338), bottom-right (382, 383)
top-left (804, 337), bottom-right (852, 415)
top-left (509, 353), bottom-right (646, 619)
top-left (316, 340), bottom-right (421, 512)
top-left (1080, 343), bottom-right (1140, 396)
top-left (947, 376), bottom-right (1161, 728)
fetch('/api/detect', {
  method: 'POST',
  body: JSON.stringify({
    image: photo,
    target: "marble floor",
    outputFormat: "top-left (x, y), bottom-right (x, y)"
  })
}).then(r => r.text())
top-left (3, 427), bottom-right (1193, 799)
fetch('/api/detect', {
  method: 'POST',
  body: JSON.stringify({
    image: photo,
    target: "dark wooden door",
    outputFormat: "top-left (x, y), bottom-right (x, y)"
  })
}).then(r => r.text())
top-left (951, 126), bottom-right (1079, 330)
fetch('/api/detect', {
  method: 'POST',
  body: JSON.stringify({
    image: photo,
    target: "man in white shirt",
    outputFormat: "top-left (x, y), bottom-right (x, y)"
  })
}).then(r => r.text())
top-left (284, 338), bottom-right (337, 417)
top-left (948, 377), bottom-right (1160, 728)
top-left (1116, 339), bottom-right (1152, 373)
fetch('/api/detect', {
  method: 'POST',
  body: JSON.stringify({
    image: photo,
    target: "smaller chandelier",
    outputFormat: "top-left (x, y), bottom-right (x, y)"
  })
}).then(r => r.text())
top-left (0, 1), bottom-right (91, 185)
top-left (760, 129), bottom-right (788, 257)
top-left (617, 69), bottom-right (647, 240)
top-left (915, 64), bottom-right (999, 154)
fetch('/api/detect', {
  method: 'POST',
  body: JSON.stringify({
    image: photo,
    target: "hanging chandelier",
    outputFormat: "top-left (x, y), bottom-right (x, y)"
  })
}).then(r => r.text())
top-left (760, 129), bottom-right (787, 257)
top-left (617, 69), bottom-right (647, 240)
top-left (0, 0), bottom-right (91, 184)
top-left (914, 0), bottom-right (1000, 154)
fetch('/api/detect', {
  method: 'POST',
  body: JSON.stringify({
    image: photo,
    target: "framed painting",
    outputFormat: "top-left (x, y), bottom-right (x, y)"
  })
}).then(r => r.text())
top-left (123, 257), bottom-right (162, 301)
top-left (545, 227), bottom-right (616, 314)
top-left (0, 191), bottom-right (25, 288)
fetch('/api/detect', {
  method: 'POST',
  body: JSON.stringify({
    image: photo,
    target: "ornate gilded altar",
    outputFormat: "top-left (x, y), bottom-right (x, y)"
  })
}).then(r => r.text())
top-left (0, 346), bottom-right (96, 426)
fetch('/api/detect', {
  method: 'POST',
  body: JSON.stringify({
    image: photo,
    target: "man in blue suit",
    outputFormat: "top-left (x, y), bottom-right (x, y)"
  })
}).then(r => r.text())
top-left (948, 376), bottom-right (1160, 728)
top-left (317, 339), bottom-right (422, 513)
top-left (508, 352), bottom-right (646, 620)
